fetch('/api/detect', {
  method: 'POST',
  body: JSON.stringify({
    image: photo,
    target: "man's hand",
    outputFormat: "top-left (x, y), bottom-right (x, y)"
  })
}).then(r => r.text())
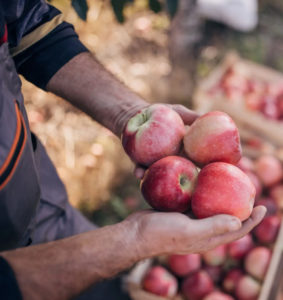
top-left (2, 206), bottom-right (265, 300)
top-left (128, 205), bottom-right (266, 256)
top-left (134, 104), bottom-right (199, 179)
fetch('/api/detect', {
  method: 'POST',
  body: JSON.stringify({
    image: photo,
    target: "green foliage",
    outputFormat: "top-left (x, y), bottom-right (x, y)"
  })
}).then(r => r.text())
top-left (110, 0), bottom-right (177, 24)
top-left (71, 0), bottom-right (88, 20)
top-left (48, 0), bottom-right (178, 22)
top-left (166, 0), bottom-right (178, 17)
top-left (110, 0), bottom-right (132, 23)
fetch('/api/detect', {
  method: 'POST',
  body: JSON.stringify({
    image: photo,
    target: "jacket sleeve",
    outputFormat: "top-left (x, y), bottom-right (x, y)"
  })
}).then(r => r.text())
top-left (8, 1), bottom-right (88, 90)
top-left (0, 257), bottom-right (22, 300)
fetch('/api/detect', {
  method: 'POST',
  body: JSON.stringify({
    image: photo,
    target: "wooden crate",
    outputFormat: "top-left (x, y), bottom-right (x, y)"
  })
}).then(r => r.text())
top-left (126, 221), bottom-right (283, 300)
top-left (193, 53), bottom-right (283, 149)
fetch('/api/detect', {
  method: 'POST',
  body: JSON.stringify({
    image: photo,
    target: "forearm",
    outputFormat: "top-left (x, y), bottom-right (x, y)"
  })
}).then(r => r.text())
top-left (1, 220), bottom-right (141, 300)
top-left (46, 52), bottom-right (148, 136)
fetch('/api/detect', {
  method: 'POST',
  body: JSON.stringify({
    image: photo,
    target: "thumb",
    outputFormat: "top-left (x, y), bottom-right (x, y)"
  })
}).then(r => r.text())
top-left (193, 214), bottom-right (242, 238)
top-left (170, 104), bottom-right (199, 125)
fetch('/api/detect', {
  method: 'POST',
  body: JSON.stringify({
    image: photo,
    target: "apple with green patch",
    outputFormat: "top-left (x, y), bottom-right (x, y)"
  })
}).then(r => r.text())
top-left (245, 247), bottom-right (271, 281)
top-left (122, 104), bottom-right (185, 166)
top-left (235, 275), bottom-right (261, 300)
top-left (202, 245), bottom-right (227, 266)
top-left (141, 156), bottom-right (198, 212)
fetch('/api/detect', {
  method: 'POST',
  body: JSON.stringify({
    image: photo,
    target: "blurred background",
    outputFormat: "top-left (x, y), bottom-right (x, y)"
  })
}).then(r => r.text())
top-left (22, 0), bottom-right (283, 226)
top-left (22, 0), bottom-right (283, 298)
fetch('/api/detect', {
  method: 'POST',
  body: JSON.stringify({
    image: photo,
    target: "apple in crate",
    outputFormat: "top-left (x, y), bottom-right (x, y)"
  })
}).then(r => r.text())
top-left (235, 275), bottom-right (261, 300)
top-left (141, 156), bottom-right (198, 212)
top-left (203, 291), bottom-right (235, 300)
top-left (202, 245), bottom-right (227, 266)
top-left (142, 266), bottom-right (178, 297)
top-left (191, 162), bottom-right (256, 221)
top-left (254, 215), bottom-right (281, 244)
top-left (184, 111), bottom-right (242, 165)
top-left (203, 265), bottom-right (222, 283)
top-left (122, 104), bottom-right (185, 166)
top-left (254, 155), bottom-right (283, 187)
top-left (168, 253), bottom-right (201, 277)
top-left (270, 184), bottom-right (283, 210)
top-left (245, 247), bottom-right (271, 281)
top-left (237, 156), bottom-right (254, 172)
top-left (244, 171), bottom-right (262, 199)
top-left (222, 268), bottom-right (244, 293)
top-left (255, 197), bottom-right (278, 216)
top-left (181, 270), bottom-right (214, 300)
top-left (227, 234), bottom-right (254, 260)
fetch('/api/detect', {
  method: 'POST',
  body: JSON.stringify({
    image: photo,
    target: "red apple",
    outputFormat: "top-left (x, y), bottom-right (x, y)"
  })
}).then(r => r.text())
top-left (168, 253), bottom-right (201, 277)
top-left (202, 245), bottom-right (227, 266)
top-left (142, 266), bottom-right (178, 297)
top-left (122, 104), bottom-right (185, 166)
top-left (141, 156), bottom-right (198, 212)
top-left (191, 162), bottom-right (256, 221)
top-left (220, 67), bottom-right (249, 98)
top-left (235, 275), bottom-right (261, 300)
top-left (254, 155), bottom-right (283, 187)
top-left (223, 268), bottom-right (244, 293)
top-left (254, 215), bottom-right (281, 244)
top-left (203, 291), bottom-right (234, 300)
top-left (255, 197), bottom-right (278, 216)
top-left (260, 95), bottom-right (280, 120)
top-left (237, 157), bottom-right (254, 172)
top-left (270, 184), bottom-right (283, 210)
top-left (181, 270), bottom-right (214, 300)
top-left (245, 171), bottom-right (262, 199)
top-left (183, 111), bottom-right (242, 165)
top-left (245, 247), bottom-right (271, 280)
top-left (203, 265), bottom-right (222, 283)
top-left (227, 234), bottom-right (254, 260)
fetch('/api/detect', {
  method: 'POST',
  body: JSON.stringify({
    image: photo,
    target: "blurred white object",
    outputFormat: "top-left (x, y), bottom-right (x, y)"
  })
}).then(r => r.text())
top-left (197, 0), bottom-right (258, 32)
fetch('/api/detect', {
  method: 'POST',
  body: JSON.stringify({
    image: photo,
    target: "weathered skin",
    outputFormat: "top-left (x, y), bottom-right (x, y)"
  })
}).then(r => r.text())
top-left (141, 156), bottom-right (198, 212)
top-left (184, 111), bottom-right (242, 165)
top-left (142, 266), bottom-right (178, 297)
top-left (122, 104), bottom-right (185, 166)
top-left (192, 162), bottom-right (256, 221)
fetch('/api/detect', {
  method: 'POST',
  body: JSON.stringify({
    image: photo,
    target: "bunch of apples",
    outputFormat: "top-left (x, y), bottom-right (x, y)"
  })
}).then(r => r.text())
top-left (139, 153), bottom-right (282, 300)
top-left (210, 66), bottom-right (283, 122)
top-left (122, 104), bottom-right (256, 221)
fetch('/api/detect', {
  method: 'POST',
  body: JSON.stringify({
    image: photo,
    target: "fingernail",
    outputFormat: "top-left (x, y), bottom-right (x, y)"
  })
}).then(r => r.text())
top-left (229, 219), bottom-right (241, 231)
top-left (261, 206), bottom-right (267, 217)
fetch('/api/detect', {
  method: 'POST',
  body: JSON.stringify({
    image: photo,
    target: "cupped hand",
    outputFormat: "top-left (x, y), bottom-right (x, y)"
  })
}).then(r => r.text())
top-left (126, 206), bottom-right (266, 258)
top-left (134, 104), bottom-right (199, 179)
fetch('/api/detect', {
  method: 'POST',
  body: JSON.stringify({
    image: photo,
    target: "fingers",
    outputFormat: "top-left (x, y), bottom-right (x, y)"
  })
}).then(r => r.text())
top-left (191, 214), bottom-right (242, 239)
top-left (208, 206), bottom-right (267, 248)
top-left (170, 104), bottom-right (199, 125)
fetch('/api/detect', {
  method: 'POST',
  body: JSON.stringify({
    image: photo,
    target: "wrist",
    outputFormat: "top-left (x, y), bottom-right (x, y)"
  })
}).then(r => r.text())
top-left (115, 103), bottom-right (149, 137)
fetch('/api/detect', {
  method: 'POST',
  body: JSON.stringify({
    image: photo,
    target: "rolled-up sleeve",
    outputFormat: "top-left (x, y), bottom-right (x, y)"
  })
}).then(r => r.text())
top-left (0, 257), bottom-right (22, 300)
top-left (9, 1), bottom-right (89, 90)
